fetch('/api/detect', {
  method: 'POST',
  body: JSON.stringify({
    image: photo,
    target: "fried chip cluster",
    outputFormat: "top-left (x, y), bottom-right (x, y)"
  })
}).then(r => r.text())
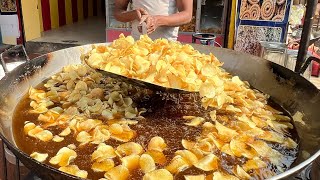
top-left (85, 34), bottom-right (228, 92)
top-left (22, 35), bottom-right (299, 180)
top-left (25, 64), bottom-right (145, 178)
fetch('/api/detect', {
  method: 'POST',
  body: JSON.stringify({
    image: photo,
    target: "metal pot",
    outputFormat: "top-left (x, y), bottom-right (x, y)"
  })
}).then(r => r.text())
top-left (0, 44), bottom-right (319, 179)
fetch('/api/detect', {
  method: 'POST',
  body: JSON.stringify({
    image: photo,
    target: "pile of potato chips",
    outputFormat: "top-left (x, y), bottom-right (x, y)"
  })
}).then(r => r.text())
top-left (85, 34), bottom-right (229, 92)
top-left (22, 35), bottom-right (299, 179)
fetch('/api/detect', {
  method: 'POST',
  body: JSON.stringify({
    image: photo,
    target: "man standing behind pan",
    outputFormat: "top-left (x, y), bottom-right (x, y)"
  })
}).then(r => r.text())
top-left (114, 0), bottom-right (193, 41)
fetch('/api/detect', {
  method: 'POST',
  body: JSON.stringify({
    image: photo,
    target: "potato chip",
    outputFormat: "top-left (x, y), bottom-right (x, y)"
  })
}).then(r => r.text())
top-left (230, 139), bottom-right (257, 159)
top-left (209, 110), bottom-right (217, 121)
top-left (202, 122), bottom-right (216, 136)
top-left (29, 87), bottom-right (47, 102)
top-left (207, 133), bottom-right (224, 150)
top-left (75, 81), bottom-right (88, 91)
top-left (59, 165), bottom-right (88, 179)
top-left (143, 169), bottom-right (173, 180)
top-left (165, 155), bottom-right (189, 174)
top-left (292, 111), bottom-right (305, 125)
top-left (266, 120), bottom-right (293, 134)
top-left (212, 172), bottom-right (239, 180)
top-left (243, 128), bottom-right (264, 137)
top-left (134, 56), bottom-right (151, 75)
top-left (181, 139), bottom-right (196, 150)
top-left (92, 127), bottom-right (111, 144)
top-left (89, 88), bottom-right (104, 99)
top-left (146, 150), bottom-right (167, 165)
top-left (197, 140), bottom-right (213, 154)
top-left (92, 159), bottom-right (115, 172)
top-left (199, 82), bottom-right (216, 98)
top-left (251, 116), bottom-right (268, 128)
top-left (49, 147), bottom-right (77, 167)
top-left (273, 114), bottom-right (291, 122)
top-left (24, 122), bottom-right (36, 134)
top-left (116, 142), bottom-right (144, 157)
top-left (175, 150), bottom-right (198, 165)
top-left (104, 165), bottom-right (129, 180)
top-left (225, 105), bottom-right (242, 113)
top-left (38, 110), bottom-right (60, 123)
top-left (140, 154), bottom-right (156, 173)
top-left (283, 137), bottom-right (298, 149)
top-left (27, 126), bottom-right (44, 138)
top-left (92, 143), bottom-right (117, 162)
top-left (78, 119), bottom-right (102, 132)
top-left (87, 53), bottom-right (104, 68)
top-left (67, 144), bottom-right (77, 150)
top-left (182, 116), bottom-right (196, 120)
top-left (53, 135), bottom-right (64, 142)
top-left (246, 140), bottom-right (282, 165)
top-left (221, 144), bottom-right (234, 156)
top-left (76, 131), bottom-right (91, 144)
top-left (167, 73), bottom-right (184, 89)
top-left (258, 131), bottom-right (284, 143)
top-left (242, 158), bottom-right (267, 171)
top-left (215, 121), bottom-right (239, 142)
top-left (35, 130), bottom-right (53, 142)
top-left (102, 109), bottom-right (114, 119)
top-left (109, 123), bottom-right (124, 135)
top-left (184, 117), bottom-right (205, 127)
top-left (234, 165), bottom-right (251, 179)
top-left (121, 154), bottom-right (140, 171)
top-left (237, 115), bottom-right (256, 128)
top-left (148, 136), bottom-right (167, 152)
top-left (184, 174), bottom-right (206, 180)
top-left (194, 154), bottom-right (219, 171)
top-left (30, 152), bottom-right (48, 162)
top-left (59, 127), bottom-right (71, 136)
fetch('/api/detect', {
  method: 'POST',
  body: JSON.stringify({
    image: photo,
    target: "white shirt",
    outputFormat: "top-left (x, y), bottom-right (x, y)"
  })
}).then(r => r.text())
top-left (131, 0), bottom-right (179, 41)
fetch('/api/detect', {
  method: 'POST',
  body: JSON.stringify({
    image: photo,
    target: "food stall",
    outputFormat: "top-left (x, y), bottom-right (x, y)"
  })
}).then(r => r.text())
top-left (106, 0), bottom-right (229, 46)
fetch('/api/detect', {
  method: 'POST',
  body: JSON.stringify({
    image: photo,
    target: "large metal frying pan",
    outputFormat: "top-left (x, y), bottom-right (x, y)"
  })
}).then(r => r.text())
top-left (0, 44), bottom-right (319, 180)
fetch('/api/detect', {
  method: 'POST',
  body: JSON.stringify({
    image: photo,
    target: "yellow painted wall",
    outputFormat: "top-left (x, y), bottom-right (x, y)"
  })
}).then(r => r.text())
top-left (227, 0), bottom-right (236, 49)
top-left (21, 0), bottom-right (41, 41)
top-left (65, 0), bottom-right (73, 24)
top-left (78, 0), bottom-right (84, 21)
top-left (49, 0), bottom-right (59, 29)
top-left (88, 0), bottom-right (93, 17)
top-left (38, 0), bottom-right (44, 32)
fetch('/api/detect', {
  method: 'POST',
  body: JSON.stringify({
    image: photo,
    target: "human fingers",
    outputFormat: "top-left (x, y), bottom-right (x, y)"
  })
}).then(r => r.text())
top-left (147, 26), bottom-right (155, 34)
top-left (139, 8), bottom-right (149, 15)
top-left (145, 16), bottom-right (155, 28)
top-left (139, 15), bottom-right (149, 24)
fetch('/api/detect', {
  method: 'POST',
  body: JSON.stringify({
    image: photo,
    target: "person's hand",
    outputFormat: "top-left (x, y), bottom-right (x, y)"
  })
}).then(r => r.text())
top-left (144, 16), bottom-right (160, 34)
top-left (135, 8), bottom-right (149, 23)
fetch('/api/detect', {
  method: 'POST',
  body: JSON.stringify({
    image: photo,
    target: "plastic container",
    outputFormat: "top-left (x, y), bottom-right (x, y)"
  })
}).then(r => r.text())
top-left (259, 41), bottom-right (287, 66)
top-left (285, 49), bottom-right (312, 80)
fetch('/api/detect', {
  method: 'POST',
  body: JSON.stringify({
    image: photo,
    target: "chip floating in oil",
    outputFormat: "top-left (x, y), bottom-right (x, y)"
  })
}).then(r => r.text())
top-left (15, 35), bottom-right (299, 180)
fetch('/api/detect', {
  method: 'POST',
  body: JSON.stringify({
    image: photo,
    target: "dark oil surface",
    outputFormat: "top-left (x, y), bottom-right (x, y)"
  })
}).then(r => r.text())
top-left (12, 83), bottom-right (299, 180)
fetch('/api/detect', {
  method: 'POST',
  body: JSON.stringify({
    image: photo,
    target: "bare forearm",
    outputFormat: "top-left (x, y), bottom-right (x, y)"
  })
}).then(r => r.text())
top-left (114, 9), bottom-right (139, 22)
top-left (155, 12), bottom-right (192, 27)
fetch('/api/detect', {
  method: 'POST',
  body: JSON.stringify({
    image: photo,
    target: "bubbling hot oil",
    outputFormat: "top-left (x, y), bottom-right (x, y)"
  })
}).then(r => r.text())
top-left (13, 83), bottom-right (298, 180)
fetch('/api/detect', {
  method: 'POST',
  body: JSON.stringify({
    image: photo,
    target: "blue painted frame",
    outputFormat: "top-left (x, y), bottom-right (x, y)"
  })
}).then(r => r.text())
top-left (235, 0), bottom-right (292, 43)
